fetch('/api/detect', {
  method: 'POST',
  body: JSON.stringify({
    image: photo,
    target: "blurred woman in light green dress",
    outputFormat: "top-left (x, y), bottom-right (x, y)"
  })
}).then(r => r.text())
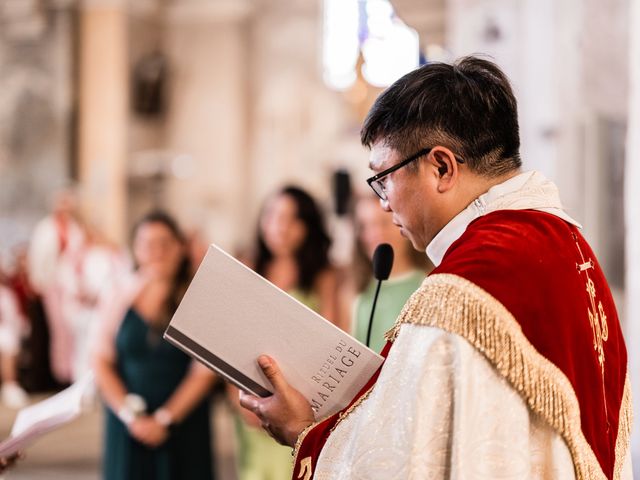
top-left (350, 195), bottom-right (431, 353)
top-left (232, 186), bottom-right (341, 480)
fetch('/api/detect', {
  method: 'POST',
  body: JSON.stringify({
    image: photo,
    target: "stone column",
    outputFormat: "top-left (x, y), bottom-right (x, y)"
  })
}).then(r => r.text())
top-left (77, 0), bottom-right (129, 242)
top-left (162, 0), bottom-right (253, 251)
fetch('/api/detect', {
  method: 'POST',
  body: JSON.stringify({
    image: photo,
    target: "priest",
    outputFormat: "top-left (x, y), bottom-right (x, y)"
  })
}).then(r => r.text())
top-left (240, 56), bottom-right (632, 479)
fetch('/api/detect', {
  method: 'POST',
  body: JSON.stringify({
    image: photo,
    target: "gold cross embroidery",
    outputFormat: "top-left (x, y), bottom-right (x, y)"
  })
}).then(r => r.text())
top-left (298, 457), bottom-right (313, 480)
top-left (586, 277), bottom-right (609, 366)
top-left (574, 234), bottom-right (609, 427)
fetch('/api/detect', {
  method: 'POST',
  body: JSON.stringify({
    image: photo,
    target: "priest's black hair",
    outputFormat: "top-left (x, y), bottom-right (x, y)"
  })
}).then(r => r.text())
top-left (361, 55), bottom-right (521, 177)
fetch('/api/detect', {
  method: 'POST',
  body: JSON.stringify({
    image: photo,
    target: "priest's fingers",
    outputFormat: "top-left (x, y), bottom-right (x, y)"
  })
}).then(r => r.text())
top-left (257, 355), bottom-right (288, 393)
top-left (240, 357), bottom-right (315, 446)
top-left (239, 390), bottom-right (261, 414)
top-left (236, 391), bottom-right (262, 427)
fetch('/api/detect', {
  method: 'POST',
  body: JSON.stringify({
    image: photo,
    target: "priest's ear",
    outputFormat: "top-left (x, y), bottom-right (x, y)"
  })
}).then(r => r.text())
top-left (429, 147), bottom-right (459, 192)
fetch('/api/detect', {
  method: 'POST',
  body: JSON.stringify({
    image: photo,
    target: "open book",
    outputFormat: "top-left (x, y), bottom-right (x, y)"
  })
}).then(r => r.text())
top-left (165, 244), bottom-right (384, 420)
top-left (0, 374), bottom-right (93, 457)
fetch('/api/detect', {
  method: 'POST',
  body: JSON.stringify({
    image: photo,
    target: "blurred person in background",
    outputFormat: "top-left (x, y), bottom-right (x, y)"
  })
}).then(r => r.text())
top-left (231, 185), bottom-right (340, 480)
top-left (0, 270), bottom-right (29, 408)
top-left (252, 185), bottom-right (341, 327)
top-left (68, 222), bottom-right (129, 381)
top-left (92, 211), bottom-right (216, 480)
top-left (5, 243), bottom-right (57, 392)
top-left (28, 187), bottom-right (85, 385)
top-left (185, 226), bottom-right (209, 274)
top-left (348, 194), bottom-right (430, 352)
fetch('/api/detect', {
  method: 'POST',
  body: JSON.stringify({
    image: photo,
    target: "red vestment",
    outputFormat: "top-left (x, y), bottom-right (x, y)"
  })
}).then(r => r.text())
top-left (293, 210), bottom-right (630, 479)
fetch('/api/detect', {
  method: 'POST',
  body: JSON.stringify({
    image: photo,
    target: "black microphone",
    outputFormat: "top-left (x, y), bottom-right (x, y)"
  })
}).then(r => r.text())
top-left (366, 243), bottom-right (394, 348)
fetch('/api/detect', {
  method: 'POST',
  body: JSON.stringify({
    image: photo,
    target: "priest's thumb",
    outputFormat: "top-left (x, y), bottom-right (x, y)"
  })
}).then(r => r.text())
top-left (257, 355), bottom-right (287, 393)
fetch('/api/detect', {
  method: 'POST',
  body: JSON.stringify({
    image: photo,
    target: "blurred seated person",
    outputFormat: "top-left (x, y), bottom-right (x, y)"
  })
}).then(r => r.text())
top-left (92, 211), bottom-right (216, 480)
top-left (349, 194), bottom-right (431, 352)
top-left (231, 185), bottom-right (340, 480)
top-left (6, 243), bottom-right (58, 392)
top-left (0, 274), bottom-right (29, 408)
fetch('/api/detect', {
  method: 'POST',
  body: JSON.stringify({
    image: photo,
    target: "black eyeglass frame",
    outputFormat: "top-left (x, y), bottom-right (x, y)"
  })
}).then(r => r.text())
top-left (366, 148), bottom-right (431, 201)
top-left (367, 147), bottom-right (466, 201)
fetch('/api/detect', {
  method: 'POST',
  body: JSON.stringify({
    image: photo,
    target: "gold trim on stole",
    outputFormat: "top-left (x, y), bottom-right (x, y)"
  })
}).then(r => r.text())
top-left (383, 273), bottom-right (632, 480)
top-left (614, 377), bottom-right (633, 479)
top-left (291, 386), bottom-right (377, 468)
top-left (292, 421), bottom-right (321, 464)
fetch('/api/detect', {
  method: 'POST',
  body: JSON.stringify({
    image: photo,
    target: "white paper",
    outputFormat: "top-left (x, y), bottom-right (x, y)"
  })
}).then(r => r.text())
top-left (0, 374), bottom-right (93, 457)
top-left (165, 244), bottom-right (384, 420)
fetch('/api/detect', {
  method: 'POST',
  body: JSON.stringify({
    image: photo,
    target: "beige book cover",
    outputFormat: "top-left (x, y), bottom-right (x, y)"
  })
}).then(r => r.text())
top-left (165, 244), bottom-right (384, 420)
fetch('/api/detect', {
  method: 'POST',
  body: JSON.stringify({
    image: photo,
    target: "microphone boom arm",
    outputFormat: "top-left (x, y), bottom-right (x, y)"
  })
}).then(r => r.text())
top-left (366, 279), bottom-right (383, 348)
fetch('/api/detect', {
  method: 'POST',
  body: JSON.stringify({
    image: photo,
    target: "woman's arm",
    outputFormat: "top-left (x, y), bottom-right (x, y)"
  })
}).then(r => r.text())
top-left (90, 271), bottom-right (144, 411)
top-left (90, 280), bottom-right (136, 415)
top-left (93, 354), bottom-right (128, 415)
top-left (93, 355), bottom-right (165, 448)
top-left (94, 356), bottom-right (215, 448)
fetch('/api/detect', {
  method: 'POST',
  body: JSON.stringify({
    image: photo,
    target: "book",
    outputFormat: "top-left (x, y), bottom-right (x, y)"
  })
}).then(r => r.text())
top-left (0, 374), bottom-right (93, 457)
top-left (164, 244), bottom-right (384, 420)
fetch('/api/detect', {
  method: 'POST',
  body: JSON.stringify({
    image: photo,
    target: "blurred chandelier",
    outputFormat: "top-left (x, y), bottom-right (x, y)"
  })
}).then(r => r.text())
top-left (322, 0), bottom-right (419, 91)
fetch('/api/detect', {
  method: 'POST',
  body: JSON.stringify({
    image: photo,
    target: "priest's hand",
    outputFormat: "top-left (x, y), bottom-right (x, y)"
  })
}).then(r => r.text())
top-left (239, 355), bottom-right (315, 447)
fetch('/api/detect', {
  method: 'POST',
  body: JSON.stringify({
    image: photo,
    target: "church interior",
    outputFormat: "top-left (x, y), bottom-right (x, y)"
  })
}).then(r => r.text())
top-left (0, 0), bottom-right (639, 478)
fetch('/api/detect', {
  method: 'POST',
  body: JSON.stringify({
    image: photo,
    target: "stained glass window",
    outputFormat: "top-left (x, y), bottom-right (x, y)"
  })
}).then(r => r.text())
top-left (323, 0), bottom-right (419, 90)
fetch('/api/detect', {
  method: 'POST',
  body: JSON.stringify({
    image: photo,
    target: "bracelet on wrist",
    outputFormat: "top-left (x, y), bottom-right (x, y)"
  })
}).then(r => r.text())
top-left (153, 408), bottom-right (173, 427)
top-left (118, 393), bottom-right (147, 426)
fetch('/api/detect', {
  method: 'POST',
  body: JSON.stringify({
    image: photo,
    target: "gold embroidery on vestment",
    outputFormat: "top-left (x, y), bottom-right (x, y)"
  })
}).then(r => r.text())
top-left (292, 421), bottom-right (321, 464)
top-left (574, 237), bottom-right (610, 428)
top-left (291, 380), bottom-right (377, 471)
top-left (297, 456), bottom-right (313, 480)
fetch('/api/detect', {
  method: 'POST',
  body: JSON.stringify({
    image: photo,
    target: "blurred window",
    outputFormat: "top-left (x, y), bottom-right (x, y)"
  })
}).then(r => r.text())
top-left (322, 0), bottom-right (419, 90)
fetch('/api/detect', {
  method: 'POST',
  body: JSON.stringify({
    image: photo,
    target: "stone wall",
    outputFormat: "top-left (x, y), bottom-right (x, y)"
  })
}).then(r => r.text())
top-left (0, 1), bottom-right (76, 253)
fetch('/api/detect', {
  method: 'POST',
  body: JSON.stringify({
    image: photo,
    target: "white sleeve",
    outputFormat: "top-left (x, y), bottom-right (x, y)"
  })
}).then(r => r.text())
top-left (315, 324), bottom-right (577, 479)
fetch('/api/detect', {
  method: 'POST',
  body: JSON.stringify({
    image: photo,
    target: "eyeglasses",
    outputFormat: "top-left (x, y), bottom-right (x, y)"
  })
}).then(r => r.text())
top-left (366, 148), bottom-right (431, 201)
top-left (366, 147), bottom-right (465, 201)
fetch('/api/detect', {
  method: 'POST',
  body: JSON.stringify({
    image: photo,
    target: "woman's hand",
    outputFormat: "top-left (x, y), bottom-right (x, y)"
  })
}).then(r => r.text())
top-left (128, 416), bottom-right (169, 448)
top-left (239, 355), bottom-right (315, 447)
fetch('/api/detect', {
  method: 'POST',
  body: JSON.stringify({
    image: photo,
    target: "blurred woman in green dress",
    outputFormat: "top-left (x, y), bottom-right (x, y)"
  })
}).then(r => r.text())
top-left (93, 211), bottom-right (216, 480)
top-left (349, 194), bottom-right (430, 352)
top-left (232, 186), bottom-right (341, 480)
